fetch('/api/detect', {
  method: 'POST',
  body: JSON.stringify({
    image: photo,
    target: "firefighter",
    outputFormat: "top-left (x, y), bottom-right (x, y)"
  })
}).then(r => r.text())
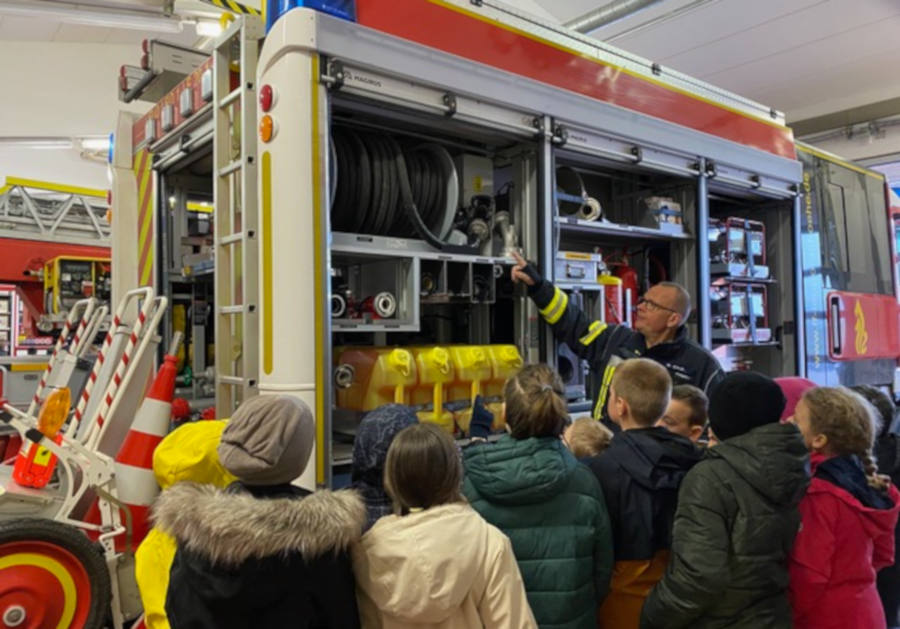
top-left (511, 252), bottom-right (723, 422)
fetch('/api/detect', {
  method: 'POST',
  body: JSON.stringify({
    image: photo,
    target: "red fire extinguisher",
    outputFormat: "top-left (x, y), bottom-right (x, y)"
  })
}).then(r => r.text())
top-left (607, 249), bottom-right (640, 327)
top-left (600, 275), bottom-right (625, 325)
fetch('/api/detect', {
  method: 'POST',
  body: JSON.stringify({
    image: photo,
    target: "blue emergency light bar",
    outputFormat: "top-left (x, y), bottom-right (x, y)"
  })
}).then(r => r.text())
top-left (266, 0), bottom-right (356, 31)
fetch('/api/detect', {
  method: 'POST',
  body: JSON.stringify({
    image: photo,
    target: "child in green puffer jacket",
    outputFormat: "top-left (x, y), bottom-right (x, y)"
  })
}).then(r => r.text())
top-left (463, 364), bottom-right (614, 629)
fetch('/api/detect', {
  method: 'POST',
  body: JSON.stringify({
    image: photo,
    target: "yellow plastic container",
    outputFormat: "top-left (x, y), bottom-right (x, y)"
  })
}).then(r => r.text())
top-left (484, 345), bottom-right (524, 429)
top-left (447, 346), bottom-right (493, 403)
top-left (334, 347), bottom-right (416, 411)
top-left (410, 346), bottom-right (455, 433)
top-left (447, 346), bottom-right (493, 433)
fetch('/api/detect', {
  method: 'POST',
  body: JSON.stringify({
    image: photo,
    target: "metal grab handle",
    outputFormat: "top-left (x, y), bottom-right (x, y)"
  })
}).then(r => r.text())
top-left (829, 295), bottom-right (842, 356)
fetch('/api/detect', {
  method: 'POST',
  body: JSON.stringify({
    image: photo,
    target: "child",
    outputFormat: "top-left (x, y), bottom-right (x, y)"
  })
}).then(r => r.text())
top-left (350, 403), bottom-right (418, 531)
top-left (155, 395), bottom-right (366, 629)
top-left (776, 377), bottom-right (817, 421)
top-left (789, 386), bottom-right (900, 629)
top-left (641, 371), bottom-right (811, 629)
top-left (586, 358), bottom-right (703, 629)
top-left (656, 384), bottom-right (708, 442)
top-left (852, 385), bottom-right (900, 628)
top-left (353, 423), bottom-right (536, 628)
top-left (563, 416), bottom-right (613, 459)
top-left (463, 364), bottom-right (613, 629)
top-left (136, 419), bottom-right (236, 629)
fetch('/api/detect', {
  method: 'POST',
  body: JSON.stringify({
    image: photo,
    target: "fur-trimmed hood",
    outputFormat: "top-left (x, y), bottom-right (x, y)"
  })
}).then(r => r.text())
top-left (153, 482), bottom-right (365, 566)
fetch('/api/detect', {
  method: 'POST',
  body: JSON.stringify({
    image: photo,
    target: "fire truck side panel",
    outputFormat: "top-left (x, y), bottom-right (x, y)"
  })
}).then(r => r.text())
top-left (257, 23), bottom-right (325, 490)
top-left (353, 0), bottom-right (795, 160)
top-left (798, 147), bottom-right (897, 387)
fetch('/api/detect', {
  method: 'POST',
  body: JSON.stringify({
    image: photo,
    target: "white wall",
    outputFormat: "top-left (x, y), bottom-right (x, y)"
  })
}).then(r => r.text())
top-left (0, 41), bottom-right (149, 188)
top-left (0, 147), bottom-right (111, 189)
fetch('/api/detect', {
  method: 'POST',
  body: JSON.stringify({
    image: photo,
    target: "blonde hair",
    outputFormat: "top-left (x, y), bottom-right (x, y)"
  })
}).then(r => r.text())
top-left (504, 364), bottom-right (568, 439)
top-left (802, 386), bottom-right (889, 491)
top-left (384, 423), bottom-right (464, 514)
top-left (566, 417), bottom-right (613, 458)
top-left (611, 358), bottom-right (672, 426)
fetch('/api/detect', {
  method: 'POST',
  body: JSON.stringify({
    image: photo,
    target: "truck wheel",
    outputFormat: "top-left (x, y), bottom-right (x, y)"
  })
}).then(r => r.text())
top-left (0, 518), bottom-right (111, 628)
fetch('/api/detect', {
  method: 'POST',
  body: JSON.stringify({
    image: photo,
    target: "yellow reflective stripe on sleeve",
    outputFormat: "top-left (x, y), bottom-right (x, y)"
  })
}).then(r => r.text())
top-left (545, 291), bottom-right (568, 324)
top-left (594, 364), bottom-right (617, 419)
top-left (541, 289), bottom-right (568, 325)
top-left (539, 287), bottom-right (563, 317)
top-left (579, 320), bottom-right (608, 346)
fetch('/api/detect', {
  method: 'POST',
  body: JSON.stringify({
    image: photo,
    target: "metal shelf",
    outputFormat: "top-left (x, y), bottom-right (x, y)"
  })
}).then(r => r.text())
top-left (555, 217), bottom-right (691, 241)
top-left (712, 275), bottom-right (777, 284)
top-left (332, 232), bottom-right (513, 265)
top-left (331, 319), bottom-right (419, 332)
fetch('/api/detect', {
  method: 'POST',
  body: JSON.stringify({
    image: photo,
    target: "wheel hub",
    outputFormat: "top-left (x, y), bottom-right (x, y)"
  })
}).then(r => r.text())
top-left (3, 605), bottom-right (25, 626)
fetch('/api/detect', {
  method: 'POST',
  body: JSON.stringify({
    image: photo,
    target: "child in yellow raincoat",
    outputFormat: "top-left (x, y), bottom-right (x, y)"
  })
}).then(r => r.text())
top-left (135, 420), bottom-right (236, 629)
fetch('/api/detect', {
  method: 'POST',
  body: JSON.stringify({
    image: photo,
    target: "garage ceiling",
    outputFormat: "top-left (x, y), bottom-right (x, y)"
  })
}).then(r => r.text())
top-left (533, 0), bottom-right (900, 125)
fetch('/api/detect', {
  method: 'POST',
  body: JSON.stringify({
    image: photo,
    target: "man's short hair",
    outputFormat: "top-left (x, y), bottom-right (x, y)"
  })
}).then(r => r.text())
top-left (671, 384), bottom-right (709, 427)
top-left (611, 358), bottom-right (672, 426)
top-left (567, 417), bottom-right (613, 459)
top-left (657, 281), bottom-right (691, 321)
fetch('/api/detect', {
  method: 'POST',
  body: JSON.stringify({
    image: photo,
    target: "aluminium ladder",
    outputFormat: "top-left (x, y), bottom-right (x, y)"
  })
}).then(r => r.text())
top-left (213, 15), bottom-right (263, 417)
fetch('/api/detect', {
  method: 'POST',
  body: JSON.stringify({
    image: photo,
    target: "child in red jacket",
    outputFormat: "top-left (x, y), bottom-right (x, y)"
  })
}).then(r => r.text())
top-left (789, 386), bottom-right (900, 629)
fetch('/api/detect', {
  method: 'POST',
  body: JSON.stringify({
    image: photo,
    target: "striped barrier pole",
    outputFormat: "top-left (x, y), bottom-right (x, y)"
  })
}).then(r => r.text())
top-left (81, 291), bottom-right (156, 450)
top-left (66, 288), bottom-right (153, 439)
top-left (27, 299), bottom-right (94, 416)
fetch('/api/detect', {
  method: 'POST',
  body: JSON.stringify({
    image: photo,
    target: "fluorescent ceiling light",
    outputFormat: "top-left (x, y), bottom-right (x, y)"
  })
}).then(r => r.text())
top-left (80, 137), bottom-right (111, 152)
top-left (0, 137), bottom-right (74, 150)
top-left (0, 1), bottom-right (184, 33)
top-left (194, 19), bottom-right (222, 37)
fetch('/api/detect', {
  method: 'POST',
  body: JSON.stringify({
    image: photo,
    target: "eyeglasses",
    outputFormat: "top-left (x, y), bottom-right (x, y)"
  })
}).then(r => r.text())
top-left (636, 296), bottom-right (679, 314)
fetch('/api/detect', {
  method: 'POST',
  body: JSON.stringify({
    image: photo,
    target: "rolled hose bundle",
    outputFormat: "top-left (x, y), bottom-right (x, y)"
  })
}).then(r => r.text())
top-left (330, 126), bottom-right (473, 253)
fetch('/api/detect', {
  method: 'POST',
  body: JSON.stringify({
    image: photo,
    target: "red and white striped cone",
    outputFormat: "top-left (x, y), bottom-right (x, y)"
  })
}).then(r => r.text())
top-left (85, 345), bottom-right (179, 549)
top-left (113, 350), bottom-right (177, 546)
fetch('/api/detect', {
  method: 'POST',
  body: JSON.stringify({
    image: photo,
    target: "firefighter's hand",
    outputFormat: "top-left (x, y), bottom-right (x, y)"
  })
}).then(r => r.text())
top-left (511, 251), bottom-right (541, 286)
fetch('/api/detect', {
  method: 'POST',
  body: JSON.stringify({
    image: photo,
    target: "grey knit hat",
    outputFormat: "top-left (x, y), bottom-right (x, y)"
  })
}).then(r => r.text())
top-left (217, 395), bottom-right (315, 486)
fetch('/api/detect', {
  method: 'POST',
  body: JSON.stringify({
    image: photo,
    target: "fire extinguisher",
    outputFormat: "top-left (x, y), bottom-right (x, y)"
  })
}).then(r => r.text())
top-left (607, 249), bottom-right (640, 327)
top-left (600, 275), bottom-right (625, 325)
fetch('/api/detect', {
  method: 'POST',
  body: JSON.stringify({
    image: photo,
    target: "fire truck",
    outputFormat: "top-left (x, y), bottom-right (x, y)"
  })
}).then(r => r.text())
top-left (0, 1), bottom-right (895, 627)
top-left (109, 0), bottom-right (900, 492)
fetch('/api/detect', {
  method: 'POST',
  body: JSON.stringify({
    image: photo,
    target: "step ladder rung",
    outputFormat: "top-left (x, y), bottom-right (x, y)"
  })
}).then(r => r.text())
top-left (219, 87), bottom-right (241, 109)
top-left (218, 160), bottom-right (243, 178)
top-left (219, 233), bottom-right (243, 246)
top-left (219, 375), bottom-right (245, 386)
top-left (219, 305), bottom-right (248, 315)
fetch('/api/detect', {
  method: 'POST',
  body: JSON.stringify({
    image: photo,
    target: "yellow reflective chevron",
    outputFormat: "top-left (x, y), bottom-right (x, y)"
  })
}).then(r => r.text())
top-left (540, 287), bottom-right (568, 324)
top-left (594, 364), bottom-right (617, 419)
top-left (579, 320), bottom-right (608, 346)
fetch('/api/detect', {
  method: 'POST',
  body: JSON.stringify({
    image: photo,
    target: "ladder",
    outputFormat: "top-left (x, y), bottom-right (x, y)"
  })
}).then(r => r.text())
top-left (213, 15), bottom-right (263, 417)
top-left (0, 178), bottom-right (111, 246)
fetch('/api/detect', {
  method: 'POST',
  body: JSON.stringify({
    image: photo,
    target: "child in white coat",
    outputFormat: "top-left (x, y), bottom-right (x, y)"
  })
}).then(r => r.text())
top-left (352, 422), bottom-right (536, 629)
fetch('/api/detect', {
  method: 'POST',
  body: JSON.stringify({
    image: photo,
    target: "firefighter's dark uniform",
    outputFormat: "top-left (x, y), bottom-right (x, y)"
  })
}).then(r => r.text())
top-left (528, 276), bottom-right (724, 419)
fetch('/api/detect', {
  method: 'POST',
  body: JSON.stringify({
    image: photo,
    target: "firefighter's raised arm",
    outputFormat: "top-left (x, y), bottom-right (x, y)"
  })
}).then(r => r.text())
top-left (511, 251), bottom-right (615, 364)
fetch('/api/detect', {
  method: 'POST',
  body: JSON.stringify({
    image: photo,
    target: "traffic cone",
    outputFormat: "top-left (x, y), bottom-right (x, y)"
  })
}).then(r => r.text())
top-left (113, 351), bottom-right (177, 545)
top-left (85, 350), bottom-right (178, 549)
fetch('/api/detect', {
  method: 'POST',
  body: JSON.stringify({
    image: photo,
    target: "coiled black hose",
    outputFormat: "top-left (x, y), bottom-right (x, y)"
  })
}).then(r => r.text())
top-left (330, 126), bottom-right (465, 252)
